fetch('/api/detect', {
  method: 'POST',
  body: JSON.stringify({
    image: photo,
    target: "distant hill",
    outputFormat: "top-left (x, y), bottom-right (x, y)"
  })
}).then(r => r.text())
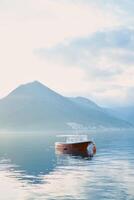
top-left (105, 106), bottom-right (134, 125)
top-left (0, 81), bottom-right (132, 131)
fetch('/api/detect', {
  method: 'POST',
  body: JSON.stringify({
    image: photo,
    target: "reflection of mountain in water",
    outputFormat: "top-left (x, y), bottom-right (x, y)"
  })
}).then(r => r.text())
top-left (0, 133), bottom-right (56, 178)
top-left (0, 131), bottom-right (134, 199)
top-left (0, 152), bottom-right (134, 200)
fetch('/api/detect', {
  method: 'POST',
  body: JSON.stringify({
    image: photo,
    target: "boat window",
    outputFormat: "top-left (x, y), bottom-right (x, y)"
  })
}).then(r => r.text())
top-left (66, 135), bottom-right (88, 143)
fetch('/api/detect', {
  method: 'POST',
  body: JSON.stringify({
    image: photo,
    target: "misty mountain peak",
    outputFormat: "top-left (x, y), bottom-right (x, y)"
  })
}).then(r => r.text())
top-left (29, 80), bottom-right (49, 88)
top-left (22, 80), bottom-right (46, 88)
top-left (70, 96), bottom-right (99, 109)
top-left (6, 81), bottom-right (59, 99)
top-left (75, 96), bottom-right (96, 104)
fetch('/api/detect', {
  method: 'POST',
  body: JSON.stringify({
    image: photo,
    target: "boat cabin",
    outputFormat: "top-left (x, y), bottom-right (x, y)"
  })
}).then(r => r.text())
top-left (56, 135), bottom-right (90, 144)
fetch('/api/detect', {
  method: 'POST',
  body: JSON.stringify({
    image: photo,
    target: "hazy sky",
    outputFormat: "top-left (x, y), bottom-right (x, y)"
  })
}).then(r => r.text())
top-left (0, 0), bottom-right (133, 106)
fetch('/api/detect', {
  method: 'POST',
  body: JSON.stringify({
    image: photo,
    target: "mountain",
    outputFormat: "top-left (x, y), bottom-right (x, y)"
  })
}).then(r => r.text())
top-left (0, 81), bottom-right (132, 131)
top-left (69, 96), bottom-right (100, 110)
top-left (105, 106), bottom-right (134, 125)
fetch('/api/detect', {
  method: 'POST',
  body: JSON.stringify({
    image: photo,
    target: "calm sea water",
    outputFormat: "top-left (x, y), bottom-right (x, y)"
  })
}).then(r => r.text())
top-left (0, 130), bottom-right (134, 200)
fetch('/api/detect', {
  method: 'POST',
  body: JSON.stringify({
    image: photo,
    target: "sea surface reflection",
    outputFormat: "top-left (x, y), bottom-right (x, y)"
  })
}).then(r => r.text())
top-left (0, 131), bottom-right (134, 200)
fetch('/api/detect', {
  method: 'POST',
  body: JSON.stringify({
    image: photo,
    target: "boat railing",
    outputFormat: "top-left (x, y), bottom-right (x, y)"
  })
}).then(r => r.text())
top-left (56, 135), bottom-right (89, 144)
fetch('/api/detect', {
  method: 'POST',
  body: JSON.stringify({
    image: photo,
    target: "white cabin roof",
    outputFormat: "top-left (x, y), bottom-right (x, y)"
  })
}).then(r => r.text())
top-left (56, 134), bottom-right (88, 137)
top-left (56, 134), bottom-right (90, 143)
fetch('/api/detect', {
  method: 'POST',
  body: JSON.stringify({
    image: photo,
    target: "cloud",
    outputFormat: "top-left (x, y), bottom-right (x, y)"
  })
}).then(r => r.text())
top-left (70, 0), bottom-right (134, 25)
top-left (126, 87), bottom-right (134, 105)
top-left (36, 27), bottom-right (134, 106)
top-left (37, 27), bottom-right (134, 77)
top-left (0, 0), bottom-right (118, 46)
top-left (0, 0), bottom-right (133, 106)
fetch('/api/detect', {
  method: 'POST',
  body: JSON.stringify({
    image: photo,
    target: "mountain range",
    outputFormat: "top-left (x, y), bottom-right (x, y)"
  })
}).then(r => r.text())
top-left (0, 81), bottom-right (132, 131)
top-left (105, 106), bottom-right (134, 125)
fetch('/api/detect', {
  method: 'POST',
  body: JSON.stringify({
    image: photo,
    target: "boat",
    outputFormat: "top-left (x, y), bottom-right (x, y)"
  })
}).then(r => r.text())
top-left (55, 135), bottom-right (96, 156)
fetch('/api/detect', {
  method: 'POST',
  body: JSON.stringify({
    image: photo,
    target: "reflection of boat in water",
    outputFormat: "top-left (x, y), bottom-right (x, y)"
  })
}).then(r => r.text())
top-left (55, 135), bottom-right (96, 157)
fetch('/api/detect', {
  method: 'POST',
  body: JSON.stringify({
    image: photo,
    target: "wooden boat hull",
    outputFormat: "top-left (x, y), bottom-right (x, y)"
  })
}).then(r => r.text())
top-left (55, 141), bottom-right (96, 156)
